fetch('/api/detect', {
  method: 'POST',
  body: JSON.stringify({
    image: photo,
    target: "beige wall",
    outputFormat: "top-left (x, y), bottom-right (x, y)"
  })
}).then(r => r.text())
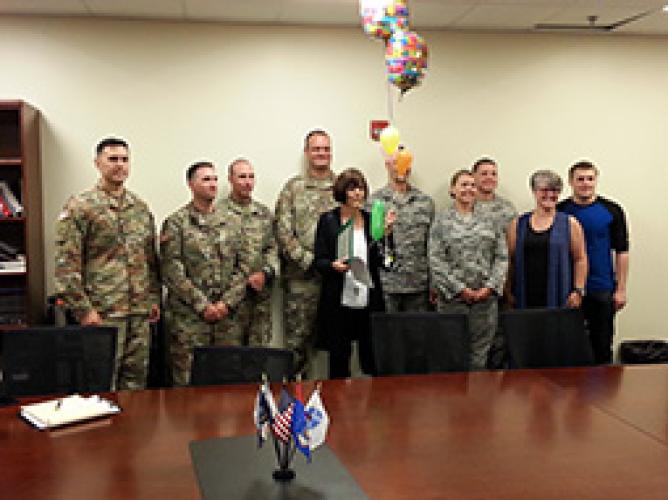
top-left (1, 16), bottom-right (666, 353)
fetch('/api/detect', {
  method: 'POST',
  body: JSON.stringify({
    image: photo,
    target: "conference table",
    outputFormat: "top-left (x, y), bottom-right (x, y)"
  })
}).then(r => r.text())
top-left (1, 365), bottom-right (667, 499)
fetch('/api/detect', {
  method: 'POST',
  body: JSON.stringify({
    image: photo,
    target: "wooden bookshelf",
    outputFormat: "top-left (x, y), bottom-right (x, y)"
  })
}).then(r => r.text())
top-left (0, 101), bottom-right (44, 327)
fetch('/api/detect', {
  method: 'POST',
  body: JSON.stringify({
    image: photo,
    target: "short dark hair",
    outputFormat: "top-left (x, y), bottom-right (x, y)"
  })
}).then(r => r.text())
top-left (569, 160), bottom-right (599, 179)
top-left (186, 161), bottom-right (215, 182)
top-left (304, 129), bottom-right (330, 150)
top-left (333, 168), bottom-right (368, 204)
top-left (95, 137), bottom-right (129, 155)
top-left (471, 157), bottom-right (496, 173)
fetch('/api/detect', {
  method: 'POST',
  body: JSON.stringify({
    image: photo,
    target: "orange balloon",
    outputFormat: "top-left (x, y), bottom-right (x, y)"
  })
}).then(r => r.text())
top-left (396, 149), bottom-right (413, 178)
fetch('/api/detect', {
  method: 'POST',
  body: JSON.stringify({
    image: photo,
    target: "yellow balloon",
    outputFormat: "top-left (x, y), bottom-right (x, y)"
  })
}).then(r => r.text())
top-left (396, 149), bottom-right (413, 178)
top-left (380, 126), bottom-right (400, 155)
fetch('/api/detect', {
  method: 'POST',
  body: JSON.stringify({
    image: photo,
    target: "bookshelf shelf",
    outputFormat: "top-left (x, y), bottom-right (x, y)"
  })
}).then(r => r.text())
top-left (0, 101), bottom-right (44, 327)
top-left (0, 159), bottom-right (22, 166)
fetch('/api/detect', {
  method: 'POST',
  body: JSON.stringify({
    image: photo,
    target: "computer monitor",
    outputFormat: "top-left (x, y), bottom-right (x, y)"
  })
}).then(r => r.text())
top-left (0, 326), bottom-right (117, 401)
top-left (190, 346), bottom-right (294, 386)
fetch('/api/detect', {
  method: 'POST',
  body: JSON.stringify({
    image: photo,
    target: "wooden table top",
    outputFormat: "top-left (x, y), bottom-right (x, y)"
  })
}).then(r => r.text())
top-left (2, 366), bottom-right (667, 500)
top-left (540, 364), bottom-right (668, 445)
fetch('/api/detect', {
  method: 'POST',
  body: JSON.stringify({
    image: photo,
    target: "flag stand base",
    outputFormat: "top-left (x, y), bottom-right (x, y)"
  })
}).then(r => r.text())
top-left (272, 468), bottom-right (296, 482)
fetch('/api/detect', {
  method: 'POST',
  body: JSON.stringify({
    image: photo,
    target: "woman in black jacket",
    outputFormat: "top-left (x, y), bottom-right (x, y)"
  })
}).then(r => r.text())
top-left (314, 168), bottom-right (394, 379)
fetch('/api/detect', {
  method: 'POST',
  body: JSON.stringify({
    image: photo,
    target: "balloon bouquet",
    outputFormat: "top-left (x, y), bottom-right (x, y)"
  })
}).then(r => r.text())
top-left (360, 1), bottom-right (425, 239)
top-left (360, 0), bottom-right (428, 96)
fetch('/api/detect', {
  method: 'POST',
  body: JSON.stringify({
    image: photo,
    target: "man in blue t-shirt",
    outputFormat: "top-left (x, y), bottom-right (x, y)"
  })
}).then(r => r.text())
top-left (558, 161), bottom-right (629, 364)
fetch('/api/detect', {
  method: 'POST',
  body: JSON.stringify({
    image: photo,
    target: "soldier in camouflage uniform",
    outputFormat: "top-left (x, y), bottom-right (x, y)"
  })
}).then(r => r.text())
top-left (275, 130), bottom-right (337, 376)
top-left (218, 158), bottom-right (278, 347)
top-left (55, 137), bottom-right (160, 390)
top-left (429, 170), bottom-right (508, 370)
top-left (369, 153), bottom-right (435, 312)
top-left (160, 162), bottom-right (247, 386)
top-left (471, 157), bottom-right (517, 369)
top-left (472, 158), bottom-right (517, 237)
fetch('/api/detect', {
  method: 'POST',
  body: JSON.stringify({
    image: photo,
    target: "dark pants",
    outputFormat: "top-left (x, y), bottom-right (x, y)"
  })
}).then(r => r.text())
top-left (487, 297), bottom-right (509, 370)
top-left (329, 306), bottom-right (375, 379)
top-left (583, 291), bottom-right (615, 364)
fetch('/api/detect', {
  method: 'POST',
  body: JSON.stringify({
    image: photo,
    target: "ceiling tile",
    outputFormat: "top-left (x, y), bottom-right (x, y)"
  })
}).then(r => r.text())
top-left (0, 0), bottom-right (87, 15)
top-left (410, 3), bottom-right (477, 28)
top-left (84, 0), bottom-right (184, 19)
top-left (542, 5), bottom-right (659, 26)
top-left (454, 5), bottom-right (564, 28)
top-left (185, 0), bottom-right (281, 22)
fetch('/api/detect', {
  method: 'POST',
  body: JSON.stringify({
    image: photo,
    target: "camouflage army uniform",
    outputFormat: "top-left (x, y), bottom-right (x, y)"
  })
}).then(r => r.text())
top-left (428, 207), bottom-right (508, 370)
top-left (275, 172), bottom-right (337, 375)
top-left (475, 195), bottom-right (517, 369)
top-left (369, 184), bottom-right (435, 312)
top-left (475, 195), bottom-right (517, 237)
top-left (54, 182), bottom-right (160, 390)
top-left (160, 203), bottom-right (247, 386)
top-left (218, 196), bottom-right (279, 347)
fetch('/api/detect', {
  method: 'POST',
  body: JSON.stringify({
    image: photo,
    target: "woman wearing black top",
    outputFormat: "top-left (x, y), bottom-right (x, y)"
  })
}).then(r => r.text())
top-left (314, 168), bottom-right (394, 379)
top-left (507, 170), bottom-right (587, 309)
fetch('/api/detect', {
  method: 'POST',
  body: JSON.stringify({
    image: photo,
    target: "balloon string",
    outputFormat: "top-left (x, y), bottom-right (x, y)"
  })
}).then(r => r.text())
top-left (387, 80), bottom-right (394, 122)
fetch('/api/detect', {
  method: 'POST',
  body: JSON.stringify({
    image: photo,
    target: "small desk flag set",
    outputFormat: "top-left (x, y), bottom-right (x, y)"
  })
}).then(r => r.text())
top-left (253, 377), bottom-right (329, 482)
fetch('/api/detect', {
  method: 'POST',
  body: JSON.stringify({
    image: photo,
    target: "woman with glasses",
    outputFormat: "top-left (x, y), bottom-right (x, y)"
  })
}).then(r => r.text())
top-left (507, 170), bottom-right (587, 309)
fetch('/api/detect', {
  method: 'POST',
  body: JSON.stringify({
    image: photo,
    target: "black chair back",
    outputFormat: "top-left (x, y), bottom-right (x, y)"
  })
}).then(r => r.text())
top-left (1, 326), bottom-right (117, 397)
top-left (190, 346), bottom-right (294, 386)
top-left (502, 308), bottom-right (593, 368)
top-left (372, 312), bottom-right (470, 375)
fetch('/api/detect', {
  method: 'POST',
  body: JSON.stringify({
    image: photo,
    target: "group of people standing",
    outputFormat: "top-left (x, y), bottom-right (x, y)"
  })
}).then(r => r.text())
top-left (54, 130), bottom-right (629, 390)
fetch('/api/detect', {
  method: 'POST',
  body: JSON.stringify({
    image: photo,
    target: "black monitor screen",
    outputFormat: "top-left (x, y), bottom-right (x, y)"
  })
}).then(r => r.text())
top-left (1, 326), bottom-right (117, 397)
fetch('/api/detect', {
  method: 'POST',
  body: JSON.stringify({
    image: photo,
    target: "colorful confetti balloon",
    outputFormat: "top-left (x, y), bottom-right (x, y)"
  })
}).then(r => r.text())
top-left (360, 0), bottom-right (409, 41)
top-left (385, 30), bottom-right (428, 94)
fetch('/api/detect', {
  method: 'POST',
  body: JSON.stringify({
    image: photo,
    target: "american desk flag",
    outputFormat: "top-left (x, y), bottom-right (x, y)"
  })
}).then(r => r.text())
top-left (272, 402), bottom-right (294, 442)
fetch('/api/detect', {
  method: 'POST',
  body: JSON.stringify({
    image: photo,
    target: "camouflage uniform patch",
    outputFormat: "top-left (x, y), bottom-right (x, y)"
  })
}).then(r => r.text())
top-left (275, 173), bottom-right (336, 375)
top-left (54, 182), bottom-right (160, 390)
top-left (160, 203), bottom-right (247, 386)
top-left (105, 317), bottom-right (151, 390)
top-left (475, 195), bottom-right (517, 369)
top-left (436, 297), bottom-right (498, 370)
top-left (384, 291), bottom-right (430, 313)
top-left (429, 206), bottom-right (509, 370)
top-left (369, 184), bottom-right (434, 310)
top-left (218, 196), bottom-right (279, 347)
top-left (475, 195), bottom-right (517, 236)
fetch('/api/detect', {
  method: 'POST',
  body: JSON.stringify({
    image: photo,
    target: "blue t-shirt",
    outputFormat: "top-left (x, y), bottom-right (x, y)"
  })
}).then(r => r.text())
top-left (557, 196), bottom-right (629, 292)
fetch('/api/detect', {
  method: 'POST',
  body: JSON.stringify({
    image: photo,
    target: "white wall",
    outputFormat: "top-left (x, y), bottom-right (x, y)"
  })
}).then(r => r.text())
top-left (1, 15), bottom-right (666, 353)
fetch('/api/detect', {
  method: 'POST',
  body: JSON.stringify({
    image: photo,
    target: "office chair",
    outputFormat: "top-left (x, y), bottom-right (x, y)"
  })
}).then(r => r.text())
top-left (502, 308), bottom-right (593, 369)
top-left (0, 326), bottom-right (117, 399)
top-left (371, 312), bottom-right (470, 375)
top-left (190, 346), bottom-right (294, 386)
